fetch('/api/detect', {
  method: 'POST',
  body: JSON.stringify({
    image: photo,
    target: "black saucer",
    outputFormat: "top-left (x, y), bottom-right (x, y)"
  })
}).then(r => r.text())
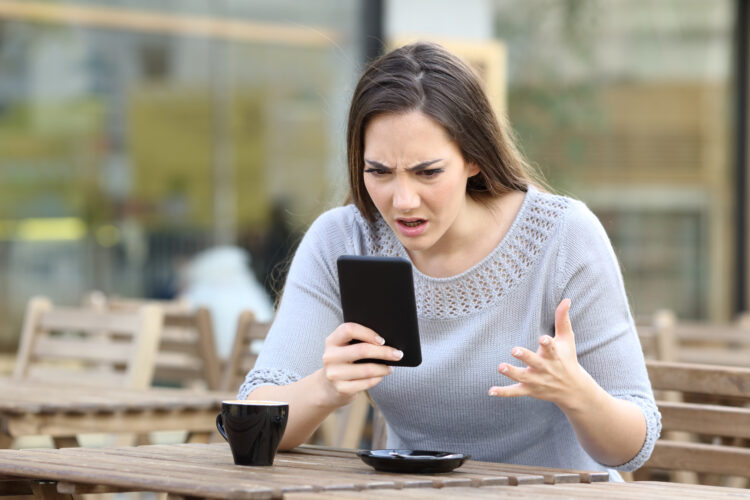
top-left (357, 449), bottom-right (470, 473)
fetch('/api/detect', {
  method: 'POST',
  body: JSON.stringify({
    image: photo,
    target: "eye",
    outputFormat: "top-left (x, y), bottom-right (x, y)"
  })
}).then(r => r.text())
top-left (364, 167), bottom-right (389, 176)
top-left (419, 168), bottom-right (443, 178)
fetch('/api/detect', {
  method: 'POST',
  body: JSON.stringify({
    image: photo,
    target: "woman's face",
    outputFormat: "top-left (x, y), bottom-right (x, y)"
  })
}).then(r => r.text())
top-left (363, 110), bottom-right (479, 258)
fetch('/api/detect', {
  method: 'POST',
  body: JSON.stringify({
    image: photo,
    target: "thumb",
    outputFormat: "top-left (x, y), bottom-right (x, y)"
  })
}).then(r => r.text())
top-left (554, 298), bottom-right (573, 338)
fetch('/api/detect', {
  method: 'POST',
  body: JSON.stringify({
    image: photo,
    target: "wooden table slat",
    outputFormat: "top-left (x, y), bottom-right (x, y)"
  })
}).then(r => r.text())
top-left (40, 446), bottom-right (400, 493)
top-left (591, 482), bottom-right (746, 500)
top-left (6, 409), bottom-right (221, 436)
top-left (90, 444), bottom-right (514, 489)
top-left (0, 443), bottom-right (563, 497)
top-left (293, 445), bottom-right (600, 484)
top-left (0, 451), bottom-right (278, 499)
top-left (270, 448), bottom-right (521, 487)
top-left (1, 442), bottom-right (743, 500)
top-left (0, 379), bottom-right (233, 415)
top-left (0, 440), bottom-right (617, 499)
top-left (284, 482), bottom-right (750, 500)
top-left (288, 447), bottom-right (543, 485)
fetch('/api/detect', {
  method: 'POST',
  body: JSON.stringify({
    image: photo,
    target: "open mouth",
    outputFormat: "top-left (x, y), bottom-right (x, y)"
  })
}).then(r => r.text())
top-left (402, 220), bottom-right (425, 227)
top-left (398, 218), bottom-right (426, 227)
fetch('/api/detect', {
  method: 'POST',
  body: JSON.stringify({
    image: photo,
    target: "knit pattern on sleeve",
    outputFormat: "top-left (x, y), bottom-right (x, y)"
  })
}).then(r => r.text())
top-left (354, 192), bottom-right (569, 319)
top-left (609, 394), bottom-right (662, 471)
top-left (237, 368), bottom-right (301, 400)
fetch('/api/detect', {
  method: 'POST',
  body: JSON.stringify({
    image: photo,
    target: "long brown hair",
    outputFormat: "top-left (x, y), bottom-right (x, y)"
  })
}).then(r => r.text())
top-left (346, 41), bottom-right (539, 221)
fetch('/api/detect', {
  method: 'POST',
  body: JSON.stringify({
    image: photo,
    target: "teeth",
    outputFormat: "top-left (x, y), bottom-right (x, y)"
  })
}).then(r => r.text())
top-left (402, 220), bottom-right (423, 227)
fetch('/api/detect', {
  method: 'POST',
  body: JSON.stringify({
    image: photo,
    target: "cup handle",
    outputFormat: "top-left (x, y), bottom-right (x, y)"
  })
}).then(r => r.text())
top-left (216, 413), bottom-right (228, 441)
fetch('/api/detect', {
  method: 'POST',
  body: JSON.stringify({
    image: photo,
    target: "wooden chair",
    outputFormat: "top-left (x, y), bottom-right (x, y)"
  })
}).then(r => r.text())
top-left (224, 311), bottom-right (373, 449)
top-left (670, 321), bottom-right (750, 368)
top-left (12, 296), bottom-right (163, 447)
top-left (221, 310), bottom-right (270, 392)
top-left (636, 309), bottom-right (678, 362)
top-left (88, 294), bottom-right (226, 446)
top-left (87, 293), bottom-right (222, 391)
top-left (14, 296), bottom-right (163, 389)
top-left (637, 309), bottom-right (750, 367)
top-left (637, 360), bottom-right (750, 487)
top-left (369, 403), bottom-right (388, 449)
top-left (152, 307), bottom-right (221, 391)
top-left (83, 290), bottom-right (191, 314)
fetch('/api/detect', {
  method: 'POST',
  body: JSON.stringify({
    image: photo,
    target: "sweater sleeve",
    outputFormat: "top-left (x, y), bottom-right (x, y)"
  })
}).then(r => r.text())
top-left (237, 207), bottom-right (356, 400)
top-left (554, 200), bottom-right (661, 471)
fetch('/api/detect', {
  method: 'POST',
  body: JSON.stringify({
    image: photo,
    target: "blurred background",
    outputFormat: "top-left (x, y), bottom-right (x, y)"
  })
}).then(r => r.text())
top-left (0, 0), bottom-right (745, 354)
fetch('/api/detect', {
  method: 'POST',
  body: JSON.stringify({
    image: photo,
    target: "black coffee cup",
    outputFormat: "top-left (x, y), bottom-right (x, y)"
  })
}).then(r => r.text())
top-left (216, 400), bottom-right (289, 466)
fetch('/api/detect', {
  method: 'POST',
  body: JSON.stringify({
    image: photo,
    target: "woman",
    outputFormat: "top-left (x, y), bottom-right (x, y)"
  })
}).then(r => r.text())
top-left (240, 42), bottom-right (660, 478)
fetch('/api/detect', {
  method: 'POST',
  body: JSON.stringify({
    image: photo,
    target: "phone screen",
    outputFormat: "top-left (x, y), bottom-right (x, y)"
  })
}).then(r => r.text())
top-left (337, 255), bottom-right (422, 367)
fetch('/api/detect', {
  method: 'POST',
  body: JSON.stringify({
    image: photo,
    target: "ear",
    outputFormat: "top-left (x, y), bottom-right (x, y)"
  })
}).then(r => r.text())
top-left (467, 162), bottom-right (481, 177)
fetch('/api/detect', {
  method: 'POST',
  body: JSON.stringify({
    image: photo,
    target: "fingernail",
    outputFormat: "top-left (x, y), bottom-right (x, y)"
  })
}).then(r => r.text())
top-left (512, 348), bottom-right (522, 356)
top-left (541, 337), bottom-right (550, 345)
top-left (393, 349), bottom-right (403, 359)
top-left (376, 336), bottom-right (385, 345)
top-left (489, 390), bottom-right (497, 396)
top-left (500, 365), bottom-right (508, 373)
top-left (388, 366), bottom-right (393, 374)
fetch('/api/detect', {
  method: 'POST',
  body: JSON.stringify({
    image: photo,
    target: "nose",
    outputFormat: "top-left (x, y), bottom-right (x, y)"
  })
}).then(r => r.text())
top-left (393, 177), bottom-right (420, 212)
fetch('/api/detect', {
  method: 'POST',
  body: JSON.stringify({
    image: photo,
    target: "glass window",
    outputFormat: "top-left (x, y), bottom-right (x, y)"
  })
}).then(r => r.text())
top-left (0, 0), bottom-right (365, 349)
top-left (494, 0), bottom-right (735, 320)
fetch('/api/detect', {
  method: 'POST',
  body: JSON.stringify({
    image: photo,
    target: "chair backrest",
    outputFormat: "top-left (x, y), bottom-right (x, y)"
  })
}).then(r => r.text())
top-left (643, 360), bottom-right (750, 480)
top-left (104, 295), bottom-right (193, 315)
top-left (636, 309), bottom-right (677, 361)
top-left (669, 321), bottom-right (750, 368)
top-left (221, 310), bottom-right (270, 392)
top-left (13, 296), bottom-right (163, 388)
top-left (154, 307), bottom-right (222, 390)
top-left (91, 294), bottom-right (222, 390)
top-left (370, 402), bottom-right (388, 449)
top-left (637, 310), bottom-right (750, 367)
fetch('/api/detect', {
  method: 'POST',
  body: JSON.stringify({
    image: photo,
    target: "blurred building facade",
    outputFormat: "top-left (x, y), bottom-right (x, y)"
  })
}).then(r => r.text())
top-left (0, 0), bottom-right (743, 350)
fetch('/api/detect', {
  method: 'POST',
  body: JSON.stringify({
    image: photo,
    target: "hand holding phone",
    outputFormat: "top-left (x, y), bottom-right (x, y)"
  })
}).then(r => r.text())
top-left (337, 255), bottom-right (422, 367)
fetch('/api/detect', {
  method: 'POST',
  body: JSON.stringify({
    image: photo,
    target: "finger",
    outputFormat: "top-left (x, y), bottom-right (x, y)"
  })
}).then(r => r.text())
top-left (326, 363), bottom-right (393, 382)
top-left (327, 322), bottom-right (385, 347)
top-left (323, 343), bottom-right (404, 365)
top-left (554, 298), bottom-right (573, 339)
top-left (488, 383), bottom-right (528, 398)
top-left (538, 335), bottom-right (557, 358)
top-left (497, 363), bottom-right (527, 383)
top-left (335, 376), bottom-right (384, 395)
top-left (511, 346), bottom-right (546, 370)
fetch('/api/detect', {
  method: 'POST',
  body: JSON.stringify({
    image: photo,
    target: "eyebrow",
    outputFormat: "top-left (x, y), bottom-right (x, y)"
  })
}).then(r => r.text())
top-left (364, 158), bottom-right (443, 172)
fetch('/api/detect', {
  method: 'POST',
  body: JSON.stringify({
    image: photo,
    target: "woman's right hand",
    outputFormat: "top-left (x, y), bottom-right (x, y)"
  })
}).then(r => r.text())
top-left (320, 322), bottom-right (403, 407)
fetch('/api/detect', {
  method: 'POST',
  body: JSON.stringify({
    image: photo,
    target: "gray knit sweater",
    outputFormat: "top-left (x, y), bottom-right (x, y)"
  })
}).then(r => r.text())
top-left (239, 186), bottom-right (660, 476)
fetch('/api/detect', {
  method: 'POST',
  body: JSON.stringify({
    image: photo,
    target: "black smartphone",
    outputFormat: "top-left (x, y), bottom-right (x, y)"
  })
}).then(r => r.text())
top-left (337, 255), bottom-right (422, 367)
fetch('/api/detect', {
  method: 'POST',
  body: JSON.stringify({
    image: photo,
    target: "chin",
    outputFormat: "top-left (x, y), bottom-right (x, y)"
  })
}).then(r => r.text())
top-left (396, 236), bottom-right (434, 254)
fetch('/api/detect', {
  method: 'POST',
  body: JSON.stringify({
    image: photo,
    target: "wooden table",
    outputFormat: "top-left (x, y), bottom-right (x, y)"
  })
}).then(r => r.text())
top-left (0, 378), bottom-right (235, 448)
top-left (285, 482), bottom-right (750, 499)
top-left (0, 443), bottom-right (745, 499)
top-left (0, 443), bottom-right (607, 499)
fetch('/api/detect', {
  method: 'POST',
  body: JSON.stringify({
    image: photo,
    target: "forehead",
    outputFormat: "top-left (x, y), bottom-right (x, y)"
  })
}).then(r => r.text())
top-left (363, 111), bottom-right (455, 159)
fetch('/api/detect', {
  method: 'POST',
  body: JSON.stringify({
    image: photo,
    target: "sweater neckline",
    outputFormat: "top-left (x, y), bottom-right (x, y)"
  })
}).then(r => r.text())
top-left (358, 185), bottom-right (569, 319)
top-left (403, 186), bottom-right (538, 283)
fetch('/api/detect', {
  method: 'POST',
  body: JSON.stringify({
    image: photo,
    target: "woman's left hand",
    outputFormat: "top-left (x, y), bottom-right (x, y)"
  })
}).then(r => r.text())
top-left (488, 298), bottom-right (590, 408)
